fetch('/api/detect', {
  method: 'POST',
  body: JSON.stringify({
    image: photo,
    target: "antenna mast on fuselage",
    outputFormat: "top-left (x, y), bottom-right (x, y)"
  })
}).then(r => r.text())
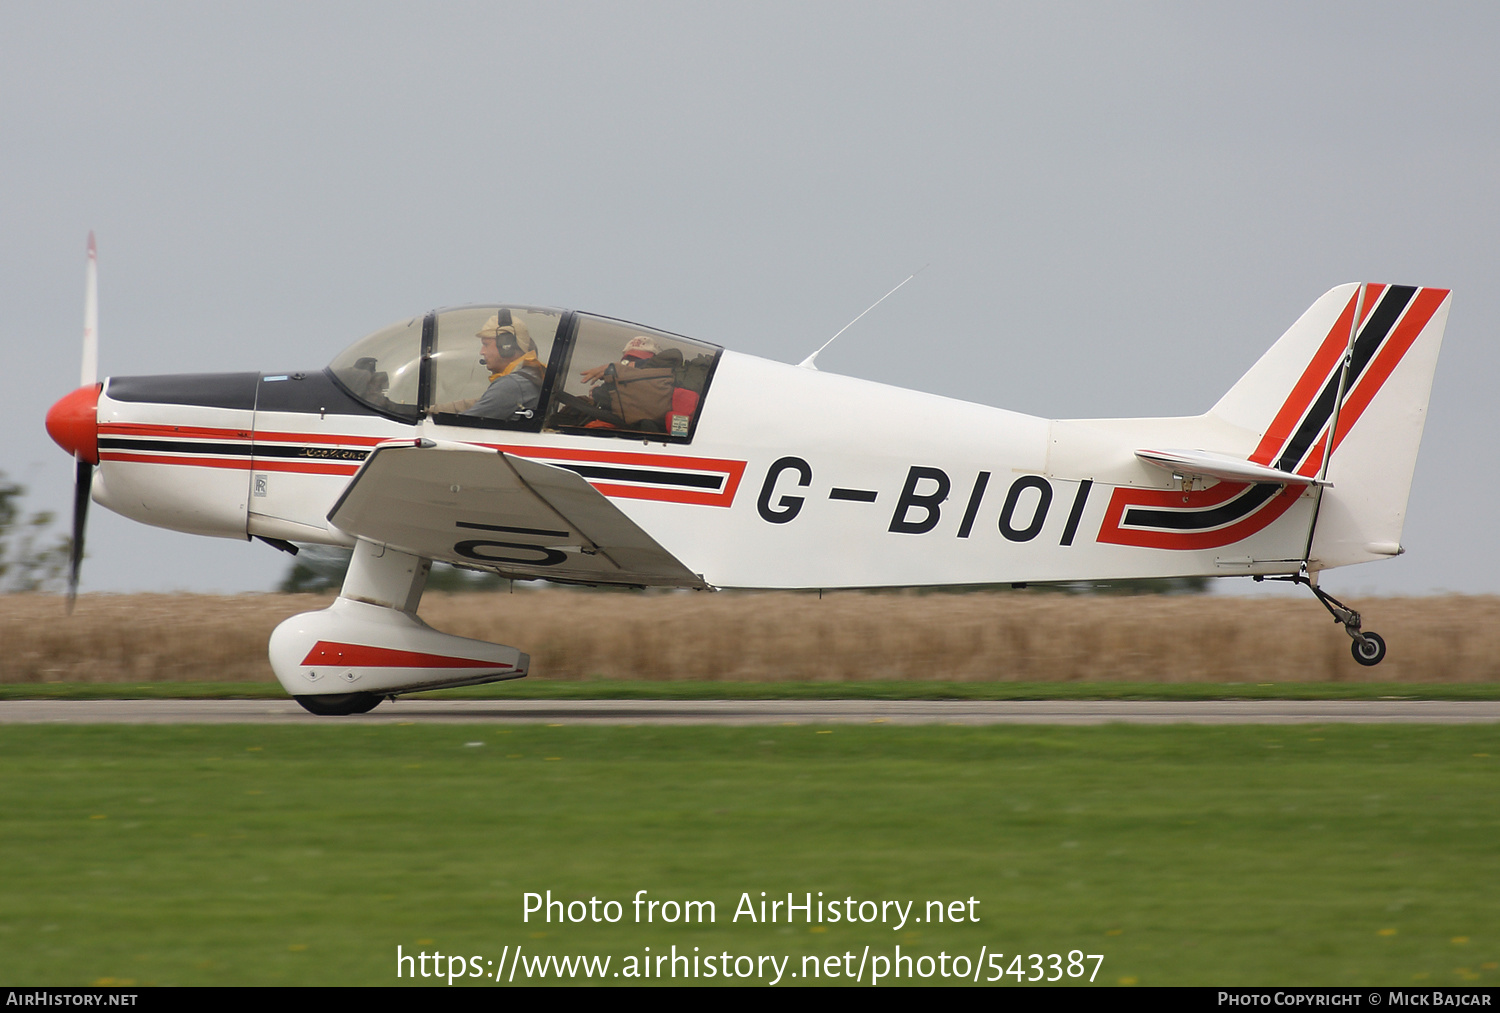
top-left (798, 265), bottom-right (927, 370)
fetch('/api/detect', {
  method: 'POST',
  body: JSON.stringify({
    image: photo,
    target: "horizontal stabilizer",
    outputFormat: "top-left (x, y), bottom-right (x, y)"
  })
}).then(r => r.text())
top-left (329, 440), bottom-right (707, 588)
top-left (1134, 448), bottom-right (1327, 488)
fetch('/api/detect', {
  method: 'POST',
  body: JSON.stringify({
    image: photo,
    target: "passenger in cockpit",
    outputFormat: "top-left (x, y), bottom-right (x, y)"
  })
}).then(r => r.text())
top-left (462, 310), bottom-right (547, 420)
top-left (578, 334), bottom-right (666, 386)
top-left (574, 334), bottom-right (700, 434)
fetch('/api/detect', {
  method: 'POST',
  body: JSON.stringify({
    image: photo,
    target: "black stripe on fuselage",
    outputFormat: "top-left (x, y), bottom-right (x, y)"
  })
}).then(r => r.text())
top-left (100, 437), bottom-right (253, 457)
top-left (1273, 285), bottom-right (1415, 473)
top-left (102, 436), bottom-right (728, 490)
top-left (1122, 483), bottom-right (1282, 531)
top-left (555, 463), bottom-right (725, 490)
top-left (98, 437), bottom-right (371, 462)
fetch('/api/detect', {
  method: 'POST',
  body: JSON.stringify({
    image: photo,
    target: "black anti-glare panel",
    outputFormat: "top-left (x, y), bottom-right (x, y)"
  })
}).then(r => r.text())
top-left (107, 372), bottom-right (260, 410)
top-left (256, 370), bottom-right (381, 416)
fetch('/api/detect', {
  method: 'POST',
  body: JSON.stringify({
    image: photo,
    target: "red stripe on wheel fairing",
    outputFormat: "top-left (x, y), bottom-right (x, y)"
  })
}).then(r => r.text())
top-left (298, 641), bottom-right (514, 670)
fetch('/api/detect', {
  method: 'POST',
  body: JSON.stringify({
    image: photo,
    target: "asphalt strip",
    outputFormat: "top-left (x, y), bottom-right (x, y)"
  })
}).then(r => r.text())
top-left (2, 699), bottom-right (1499, 725)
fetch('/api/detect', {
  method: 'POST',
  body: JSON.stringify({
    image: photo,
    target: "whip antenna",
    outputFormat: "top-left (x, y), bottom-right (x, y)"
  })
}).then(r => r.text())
top-left (798, 265), bottom-right (928, 369)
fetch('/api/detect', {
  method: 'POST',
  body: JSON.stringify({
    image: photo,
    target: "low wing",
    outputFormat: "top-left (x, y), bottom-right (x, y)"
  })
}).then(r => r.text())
top-left (1134, 448), bottom-right (1328, 488)
top-left (328, 439), bottom-right (708, 588)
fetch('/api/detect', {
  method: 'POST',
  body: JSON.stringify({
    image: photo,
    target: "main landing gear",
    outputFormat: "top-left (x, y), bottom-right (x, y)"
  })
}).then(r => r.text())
top-left (1256, 573), bottom-right (1387, 666)
top-left (293, 693), bottom-right (384, 716)
top-left (270, 539), bottom-right (530, 716)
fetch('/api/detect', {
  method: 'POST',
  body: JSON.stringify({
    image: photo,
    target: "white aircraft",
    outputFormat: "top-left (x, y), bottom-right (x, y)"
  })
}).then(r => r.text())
top-left (46, 237), bottom-right (1451, 713)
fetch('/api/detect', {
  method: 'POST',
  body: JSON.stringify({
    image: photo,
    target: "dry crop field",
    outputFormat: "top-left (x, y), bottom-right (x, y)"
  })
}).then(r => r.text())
top-left (2, 590), bottom-right (1498, 685)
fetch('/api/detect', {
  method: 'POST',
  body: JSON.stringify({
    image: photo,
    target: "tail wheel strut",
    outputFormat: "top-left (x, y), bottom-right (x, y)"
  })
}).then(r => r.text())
top-left (1256, 573), bottom-right (1387, 666)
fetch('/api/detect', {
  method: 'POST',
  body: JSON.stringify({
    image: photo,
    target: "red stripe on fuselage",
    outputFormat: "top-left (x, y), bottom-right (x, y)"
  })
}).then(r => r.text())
top-left (479, 442), bottom-right (747, 507)
top-left (1096, 482), bottom-right (1303, 550)
top-left (100, 423), bottom-right (252, 441)
top-left (100, 422), bottom-right (386, 447)
top-left (252, 430), bottom-right (388, 446)
top-left (587, 482), bottom-right (736, 507)
top-left (98, 424), bottom-right (747, 506)
top-left (99, 452), bottom-right (359, 476)
top-left (101, 452), bottom-right (252, 471)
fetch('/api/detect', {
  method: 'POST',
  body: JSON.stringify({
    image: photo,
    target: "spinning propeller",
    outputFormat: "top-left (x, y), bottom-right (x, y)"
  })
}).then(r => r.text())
top-left (45, 233), bottom-right (103, 611)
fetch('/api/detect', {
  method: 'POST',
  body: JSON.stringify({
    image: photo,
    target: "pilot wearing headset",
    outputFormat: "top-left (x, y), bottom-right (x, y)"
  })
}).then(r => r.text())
top-left (463, 309), bottom-right (546, 420)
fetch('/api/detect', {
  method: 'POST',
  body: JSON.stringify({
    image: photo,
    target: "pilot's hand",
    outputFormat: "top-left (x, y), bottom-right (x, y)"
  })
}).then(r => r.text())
top-left (579, 364), bottom-right (609, 385)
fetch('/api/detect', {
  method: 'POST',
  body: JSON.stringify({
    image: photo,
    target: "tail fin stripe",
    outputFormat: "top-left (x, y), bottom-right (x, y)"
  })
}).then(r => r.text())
top-left (1357, 283), bottom-right (1387, 327)
top-left (1320, 286), bottom-right (1448, 465)
top-left (1273, 285), bottom-right (1415, 474)
top-left (1292, 285), bottom-right (1433, 479)
top-left (1346, 285), bottom-right (1418, 390)
top-left (1249, 290), bottom-right (1358, 466)
top-left (1098, 282), bottom-right (1448, 555)
top-left (1273, 360), bottom-right (1353, 472)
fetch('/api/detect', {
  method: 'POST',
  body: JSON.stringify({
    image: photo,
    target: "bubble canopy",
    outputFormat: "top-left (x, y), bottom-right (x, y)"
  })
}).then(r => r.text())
top-left (327, 306), bottom-right (722, 443)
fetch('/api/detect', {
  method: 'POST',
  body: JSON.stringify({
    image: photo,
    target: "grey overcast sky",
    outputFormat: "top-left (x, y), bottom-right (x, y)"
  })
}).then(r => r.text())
top-left (3, 2), bottom-right (1496, 596)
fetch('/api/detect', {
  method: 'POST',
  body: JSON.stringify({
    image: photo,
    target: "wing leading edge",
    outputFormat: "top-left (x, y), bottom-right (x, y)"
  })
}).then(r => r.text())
top-left (329, 440), bottom-right (708, 588)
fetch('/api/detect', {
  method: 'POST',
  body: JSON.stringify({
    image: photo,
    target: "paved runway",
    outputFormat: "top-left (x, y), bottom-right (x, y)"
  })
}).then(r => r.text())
top-left (3, 699), bottom-right (1499, 725)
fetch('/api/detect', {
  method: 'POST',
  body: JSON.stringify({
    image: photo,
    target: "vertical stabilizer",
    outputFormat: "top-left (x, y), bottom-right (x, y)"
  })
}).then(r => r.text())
top-left (1306, 288), bottom-right (1451, 568)
top-left (1208, 284), bottom-right (1451, 570)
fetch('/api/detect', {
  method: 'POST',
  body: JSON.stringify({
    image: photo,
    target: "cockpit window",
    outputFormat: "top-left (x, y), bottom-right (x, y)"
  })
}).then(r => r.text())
top-left (327, 316), bottom-right (422, 422)
top-left (428, 306), bottom-right (561, 430)
top-left (329, 306), bottom-right (715, 439)
top-left (544, 315), bottom-right (719, 442)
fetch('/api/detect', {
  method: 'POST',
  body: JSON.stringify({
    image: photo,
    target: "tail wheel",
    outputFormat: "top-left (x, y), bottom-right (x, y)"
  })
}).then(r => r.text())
top-left (294, 693), bottom-right (382, 716)
top-left (1351, 631), bottom-right (1387, 667)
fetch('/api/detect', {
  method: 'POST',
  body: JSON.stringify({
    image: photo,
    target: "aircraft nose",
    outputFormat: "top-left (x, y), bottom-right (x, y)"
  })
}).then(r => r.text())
top-left (46, 384), bottom-right (101, 464)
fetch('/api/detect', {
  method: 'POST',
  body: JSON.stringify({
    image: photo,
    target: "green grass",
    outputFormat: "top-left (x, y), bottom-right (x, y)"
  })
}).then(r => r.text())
top-left (1, 724), bottom-right (1497, 986)
top-left (4, 680), bottom-right (1500, 701)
